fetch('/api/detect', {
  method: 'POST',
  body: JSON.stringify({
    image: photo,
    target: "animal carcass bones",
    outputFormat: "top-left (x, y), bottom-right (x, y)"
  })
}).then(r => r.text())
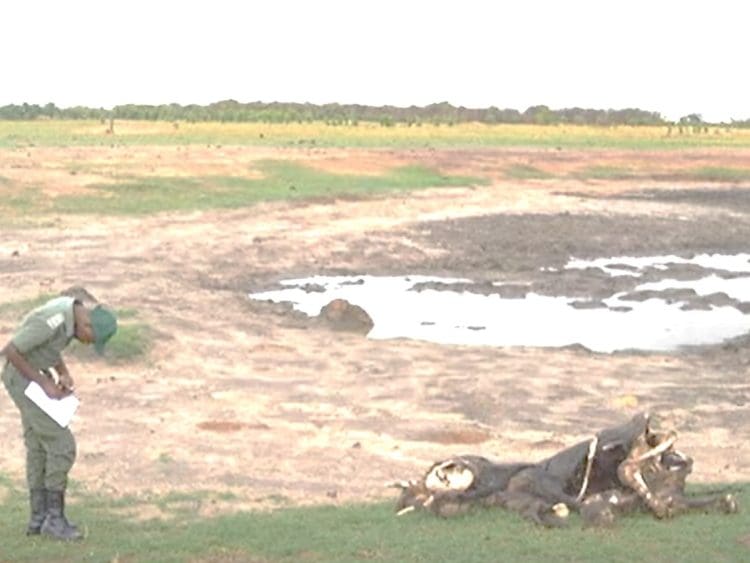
top-left (391, 413), bottom-right (738, 526)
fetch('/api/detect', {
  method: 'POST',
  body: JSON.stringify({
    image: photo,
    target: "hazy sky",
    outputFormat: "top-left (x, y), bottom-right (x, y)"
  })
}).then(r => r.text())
top-left (3, 0), bottom-right (748, 122)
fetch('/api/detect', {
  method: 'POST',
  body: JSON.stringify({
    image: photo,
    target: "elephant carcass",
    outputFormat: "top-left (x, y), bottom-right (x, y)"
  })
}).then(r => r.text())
top-left (392, 413), bottom-right (738, 526)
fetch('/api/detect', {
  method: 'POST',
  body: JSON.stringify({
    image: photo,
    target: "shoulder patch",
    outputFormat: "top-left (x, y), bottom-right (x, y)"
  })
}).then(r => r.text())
top-left (46, 313), bottom-right (65, 330)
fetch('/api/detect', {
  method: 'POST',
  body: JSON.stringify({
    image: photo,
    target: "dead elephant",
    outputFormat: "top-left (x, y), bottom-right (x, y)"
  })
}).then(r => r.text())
top-left (392, 412), bottom-right (738, 526)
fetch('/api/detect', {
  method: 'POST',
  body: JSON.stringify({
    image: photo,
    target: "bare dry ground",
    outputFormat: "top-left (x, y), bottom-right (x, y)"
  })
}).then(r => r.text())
top-left (2, 145), bottom-right (750, 518)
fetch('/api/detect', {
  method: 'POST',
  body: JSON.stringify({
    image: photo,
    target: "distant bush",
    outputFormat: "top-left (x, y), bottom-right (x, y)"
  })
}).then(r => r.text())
top-left (0, 100), bottom-right (684, 126)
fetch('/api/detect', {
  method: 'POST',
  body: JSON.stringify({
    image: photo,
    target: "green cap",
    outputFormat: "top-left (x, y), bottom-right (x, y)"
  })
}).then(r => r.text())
top-left (91, 305), bottom-right (118, 354)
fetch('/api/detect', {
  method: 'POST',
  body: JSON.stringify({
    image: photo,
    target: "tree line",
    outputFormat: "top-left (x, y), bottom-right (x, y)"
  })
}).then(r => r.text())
top-left (0, 100), bottom-right (745, 127)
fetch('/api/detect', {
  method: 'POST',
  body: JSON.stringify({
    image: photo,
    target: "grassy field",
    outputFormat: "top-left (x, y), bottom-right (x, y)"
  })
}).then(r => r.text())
top-left (0, 160), bottom-right (484, 218)
top-left (2, 120), bottom-right (750, 149)
top-left (3, 120), bottom-right (750, 220)
top-left (5, 158), bottom-right (749, 219)
top-left (50, 162), bottom-right (481, 216)
top-left (0, 477), bottom-right (747, 562)
top-left (2, 120), bottom-right (750, 561)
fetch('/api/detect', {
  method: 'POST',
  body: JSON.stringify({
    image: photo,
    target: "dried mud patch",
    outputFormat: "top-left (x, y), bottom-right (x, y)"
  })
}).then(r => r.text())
top-left (197, 420), bottom-right (270, 432)
top-left (407, 426), bottom-right (493, 445)
top-left (569, 186), bottom-right (750, 214)
top-left (417, 212), bottom-right (750, 277)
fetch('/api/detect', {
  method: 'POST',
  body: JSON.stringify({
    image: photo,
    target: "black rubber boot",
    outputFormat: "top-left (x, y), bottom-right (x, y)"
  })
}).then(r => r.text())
top-left (26, 489), bottom-right (46, 536)
top-left (40, 489), bottom-right (83, 541)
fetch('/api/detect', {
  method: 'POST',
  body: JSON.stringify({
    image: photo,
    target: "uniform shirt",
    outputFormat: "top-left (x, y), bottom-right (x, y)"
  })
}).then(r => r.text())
top-left (7, 296), bottom-right (77, 374)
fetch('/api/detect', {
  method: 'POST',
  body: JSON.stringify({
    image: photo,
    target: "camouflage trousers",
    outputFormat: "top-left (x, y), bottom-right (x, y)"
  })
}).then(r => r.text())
top-left (1, 366), bottom-right (76, 490)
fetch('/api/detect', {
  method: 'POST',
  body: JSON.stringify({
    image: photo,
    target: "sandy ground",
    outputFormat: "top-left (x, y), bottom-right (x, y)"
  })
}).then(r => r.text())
top-left (1, 145), bottom-right (750, 517)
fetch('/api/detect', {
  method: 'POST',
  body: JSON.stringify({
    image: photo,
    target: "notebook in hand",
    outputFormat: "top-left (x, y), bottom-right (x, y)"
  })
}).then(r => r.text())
top-left (24, 381), bottom-right (80, 428)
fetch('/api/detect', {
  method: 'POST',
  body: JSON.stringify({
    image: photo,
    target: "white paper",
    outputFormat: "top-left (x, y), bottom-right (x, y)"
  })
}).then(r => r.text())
top-left (24, 382), bottom-right (80, 428)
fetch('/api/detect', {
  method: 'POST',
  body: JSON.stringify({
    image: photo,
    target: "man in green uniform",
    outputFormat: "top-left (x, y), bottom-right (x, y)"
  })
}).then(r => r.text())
top-left (1, 295), bottom-right (117, 541)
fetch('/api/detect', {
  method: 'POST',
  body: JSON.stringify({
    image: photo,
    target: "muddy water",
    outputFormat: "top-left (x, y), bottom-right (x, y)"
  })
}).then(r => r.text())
top-left (250, 253), bottom-right (750, 353)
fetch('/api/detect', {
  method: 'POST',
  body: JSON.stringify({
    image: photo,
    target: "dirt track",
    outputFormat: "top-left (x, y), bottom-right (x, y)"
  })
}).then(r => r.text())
top-left (1, 146), bottom-right (750, 516)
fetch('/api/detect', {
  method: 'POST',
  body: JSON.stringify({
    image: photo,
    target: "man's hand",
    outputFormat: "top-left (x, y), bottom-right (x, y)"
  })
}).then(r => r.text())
top-left (3, 343), bottom-right (74, 399)
top-left (41, 378), bottom-right (72, 399)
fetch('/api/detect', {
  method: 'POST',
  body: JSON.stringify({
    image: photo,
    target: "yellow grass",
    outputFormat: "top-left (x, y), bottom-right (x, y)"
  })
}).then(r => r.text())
top-left (2, 119), bottom-right (750, 148)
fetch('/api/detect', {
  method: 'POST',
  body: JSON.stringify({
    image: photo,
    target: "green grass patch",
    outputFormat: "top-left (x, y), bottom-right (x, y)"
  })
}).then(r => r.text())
top-left (113, 307), bottom-right (139, 320)
top-left (69, 309), bottom-right (152, 364)
top-left (0, 478), bottom-right (747, 562)
top-left (99, 321), bottom-right (152, 363)
top-left (0, 187), bottom-right (43, 216)
top-left (572, 166), bottom-right (639, 180)
top-left (151, 490), bottom-right (239, 514)
top-left (0, 188), bottom-right (65, 228)
top-left (690, 167), bottom-right (750, 182)
top-left (45, 160), bottom-right (485, 216)
top-left (504, 164), bottom-right (553, 179)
